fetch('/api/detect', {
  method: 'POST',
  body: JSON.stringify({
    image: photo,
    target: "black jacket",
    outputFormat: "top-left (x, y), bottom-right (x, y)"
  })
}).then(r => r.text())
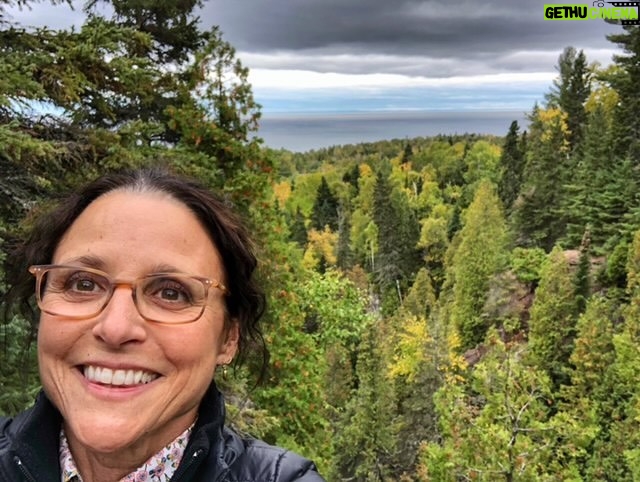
top-left (0, 385), bottom-right (325, 482)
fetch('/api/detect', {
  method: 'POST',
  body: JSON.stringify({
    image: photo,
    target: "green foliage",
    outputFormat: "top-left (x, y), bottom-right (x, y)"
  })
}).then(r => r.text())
top-left (498, 120), bottom-right (525, 213)
top-left (527, 246), bottom-right (578, 390)
top-left (4, 6), bottom-right (640, 479)
top-left (0, 316), bottom-right (40, 416)
top-left (546, 46), bottom-right (591, 151)
top-left (372, 168), bottom-right (422, 307)
top-left (513, 106), bottom-right (571, 250)
top-left (451, 179), bottom-right (509, 351)
top-left (574, 234), bottom-right (592, 314)
top-left (310, 176), bottom-right (339, 231)
top-left (510, 247), bottom-right (547, 286)
top-left (330, 319), bottom-right (395, 482)
top-left (421, 331), bottom-right (557, 481)
top-left (608, 26), bottom-right (640, 162)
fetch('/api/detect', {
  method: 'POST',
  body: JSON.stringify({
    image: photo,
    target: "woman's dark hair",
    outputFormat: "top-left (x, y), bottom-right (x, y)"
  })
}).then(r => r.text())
top-left (2, 167), bottom-right (267, 377)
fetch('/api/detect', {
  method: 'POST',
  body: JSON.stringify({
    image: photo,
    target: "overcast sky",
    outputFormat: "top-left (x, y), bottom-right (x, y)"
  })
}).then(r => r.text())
top-left (4, 0), bottom-right (627, 115)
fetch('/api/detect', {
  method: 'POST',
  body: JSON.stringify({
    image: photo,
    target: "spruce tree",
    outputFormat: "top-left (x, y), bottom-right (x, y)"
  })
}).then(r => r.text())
top-left (289, 207), bottom-right (308, 247)
top-left (574, 229), bottom-right (592, 314)
top-left (513, 106), bottom-right (570, 250)
top-left (607, 26), bottom-right (640, 163)
top-left (546, 46), bottom-right (591, 151)
top-left (310, 176), bottom-right (339, 231)
top-left (497, 120), bottom-right (525, 213)
top-left (563, 103), bottom-right (626, 249)
top-left (372, 169), bottom-right (421, 307)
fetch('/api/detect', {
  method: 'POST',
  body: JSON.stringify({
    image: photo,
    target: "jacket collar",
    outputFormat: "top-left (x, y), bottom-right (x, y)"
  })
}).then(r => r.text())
top-left (6, 392), bottom-right (62, 482)
top-left (172, 382), bottom-right (244, 481)
top-left (5, 383), bottom-right (242, 482)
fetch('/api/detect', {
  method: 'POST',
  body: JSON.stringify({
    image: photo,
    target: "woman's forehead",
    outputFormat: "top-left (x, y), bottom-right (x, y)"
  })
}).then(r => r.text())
top-left (53, 190), bottom-right (224, 278)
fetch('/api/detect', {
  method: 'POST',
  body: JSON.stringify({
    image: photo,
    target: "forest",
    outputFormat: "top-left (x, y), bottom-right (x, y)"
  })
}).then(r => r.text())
top-left (2, 1), bottom-right (640, 480)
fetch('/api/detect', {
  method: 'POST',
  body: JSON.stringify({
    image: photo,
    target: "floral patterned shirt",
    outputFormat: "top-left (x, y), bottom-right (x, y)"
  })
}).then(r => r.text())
top-left (59, 424), bottom-right (194, 482)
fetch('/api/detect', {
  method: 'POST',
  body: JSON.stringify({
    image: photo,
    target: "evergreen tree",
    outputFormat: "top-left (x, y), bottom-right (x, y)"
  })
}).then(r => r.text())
top-left (401, 141), bottom-right (413, 164)
top-left (336, 206), bottom-right (354, 269)
top-left (574, 229), bottom-right (592, 314)
top-left (288, 207), bottom-right (308, 247)
top-left (451, 180), bottom-right (509, 351)
top-left (546, 46), bottom-right (591, 151)
top-left (372, 169), bottom-right (421, 308)
top-left (330, 319), bottom-right (395, 481)
top-left (607, 26), bottom-right (640, 163)
top-left (342, 163), bottom-right (361, 195)
top-left (497, 120), bottom-right (525, 213)
top-left (513, 106), bottom-right (570, 250)
top-left (310, 176), bottom-right (339, 231)
top-left (585, 230), bottom-right (640, 481)
top-left (421, 331), bottom-right (557, 481)
top-left (563, 103), bottom-right (630, 249)
top-left (552, 296), bottom-right (615, 480)
top-left (88, 0), bottom-right (205, 63)
top-left (526, 246), bottom-right (578, 390)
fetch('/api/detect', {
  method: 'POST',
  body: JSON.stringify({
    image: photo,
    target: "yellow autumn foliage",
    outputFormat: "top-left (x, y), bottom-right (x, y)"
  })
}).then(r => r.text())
top-left (387, 316), bottom-right (430, 382)
top-left (302, 227), bottom-right (338, 270)
top-left (443, 331), bottom-right (468, 385)
top-left (273, 180), bottom-right (292, 206)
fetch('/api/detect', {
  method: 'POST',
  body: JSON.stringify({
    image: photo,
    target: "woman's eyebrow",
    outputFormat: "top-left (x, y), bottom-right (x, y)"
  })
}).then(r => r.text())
top-left (147, 263), bottom-right (185, 274)
top-left (56, 258), bottom-right (188, 276)
top-left (57, 255), bottom-right (106, 270)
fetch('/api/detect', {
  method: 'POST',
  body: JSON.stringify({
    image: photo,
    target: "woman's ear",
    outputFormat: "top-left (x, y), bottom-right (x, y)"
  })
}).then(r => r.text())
top-left (217, 320), bottom-right (239, 364)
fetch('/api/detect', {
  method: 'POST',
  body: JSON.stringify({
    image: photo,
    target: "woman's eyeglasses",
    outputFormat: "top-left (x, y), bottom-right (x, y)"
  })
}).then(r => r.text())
top-left (29, 265), bottom-right (229, 324)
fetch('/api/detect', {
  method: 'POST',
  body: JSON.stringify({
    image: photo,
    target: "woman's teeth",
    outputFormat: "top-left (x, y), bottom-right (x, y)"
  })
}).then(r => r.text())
top-left (83, 365), bottom-right (158, 386)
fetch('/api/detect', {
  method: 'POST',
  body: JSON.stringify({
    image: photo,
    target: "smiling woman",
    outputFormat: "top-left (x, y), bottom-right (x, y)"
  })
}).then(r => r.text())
top-left (0, 168), bottom-right (325, 482)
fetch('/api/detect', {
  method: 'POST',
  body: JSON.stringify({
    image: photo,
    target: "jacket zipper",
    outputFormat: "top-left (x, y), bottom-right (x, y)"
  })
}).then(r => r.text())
top-left (171, 448), bottom-right (204, 481)
top-left (13, 456), bottom-right (37, 482)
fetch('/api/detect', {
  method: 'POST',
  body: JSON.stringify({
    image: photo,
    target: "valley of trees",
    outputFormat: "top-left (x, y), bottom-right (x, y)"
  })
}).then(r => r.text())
top-left (3, 2), bottom-right (640, 480)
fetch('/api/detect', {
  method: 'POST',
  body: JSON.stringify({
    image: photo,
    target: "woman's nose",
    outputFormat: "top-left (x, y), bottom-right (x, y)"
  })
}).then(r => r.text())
top-left (91, 287), bottom-right (147, 346)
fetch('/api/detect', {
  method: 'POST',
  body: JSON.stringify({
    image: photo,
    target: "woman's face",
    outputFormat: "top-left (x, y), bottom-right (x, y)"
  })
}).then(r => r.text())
top-left (37, 190), bottom-right (238, 456)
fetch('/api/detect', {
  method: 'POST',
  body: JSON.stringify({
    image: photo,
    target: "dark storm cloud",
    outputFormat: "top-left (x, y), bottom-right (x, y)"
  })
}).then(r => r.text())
top-left (203, 0), bottom-right (621, 74)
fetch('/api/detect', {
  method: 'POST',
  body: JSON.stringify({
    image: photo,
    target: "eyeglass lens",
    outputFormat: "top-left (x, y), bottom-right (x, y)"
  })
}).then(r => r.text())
top-left (37, 267), bottom-right (207, 323)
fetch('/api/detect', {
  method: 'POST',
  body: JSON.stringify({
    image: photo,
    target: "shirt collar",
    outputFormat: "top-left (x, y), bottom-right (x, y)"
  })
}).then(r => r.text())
top-left (59, 423), bottom-right (194, 482)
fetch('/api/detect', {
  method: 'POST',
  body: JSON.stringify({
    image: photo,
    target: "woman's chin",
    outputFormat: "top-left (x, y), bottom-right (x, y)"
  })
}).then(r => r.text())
top-left (65, 416), bottom-right (148, 454)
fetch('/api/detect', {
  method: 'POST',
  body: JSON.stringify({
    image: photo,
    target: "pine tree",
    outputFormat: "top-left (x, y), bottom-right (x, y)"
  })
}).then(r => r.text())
top-left (585, 230), bottom-right (640, 481)
top-left (310, 176), bottom-right (339, 231)
top-left (574, 229), bottom-right (592, 314)
top-left (336, 206), bottom-right (354, 269)
top-left (546, 46), bottom-right (591, 151)
top-left (342, 163), bottom-right (361, 195)
top-left (563, 103), bottom-right (629, 249)
top-left (607, 26), bottom-right (640, 163)
top-left (372, 169), bottom-right (421, 309)
top-left (513, 106), bottom-right (570, 250)
top-left (289, 207), bottom-right (308, 247)
top-left (497, 120), bottom-right (525, 213)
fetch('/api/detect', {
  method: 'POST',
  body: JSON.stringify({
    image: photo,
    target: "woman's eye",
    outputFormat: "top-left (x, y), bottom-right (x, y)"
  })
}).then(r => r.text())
top-left (64, 272), bottom-right (105, 292)
top-left (71, 278), bottom-right (97, 292)
top-left (147, 278), bottom-right (193, 305)
top-left (159, 287), bottom-right (184, 301)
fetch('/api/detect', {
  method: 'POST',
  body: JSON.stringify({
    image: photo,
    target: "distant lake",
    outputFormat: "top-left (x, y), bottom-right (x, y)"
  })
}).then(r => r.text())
top-left (257, 110), bottom-right (530, 152)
